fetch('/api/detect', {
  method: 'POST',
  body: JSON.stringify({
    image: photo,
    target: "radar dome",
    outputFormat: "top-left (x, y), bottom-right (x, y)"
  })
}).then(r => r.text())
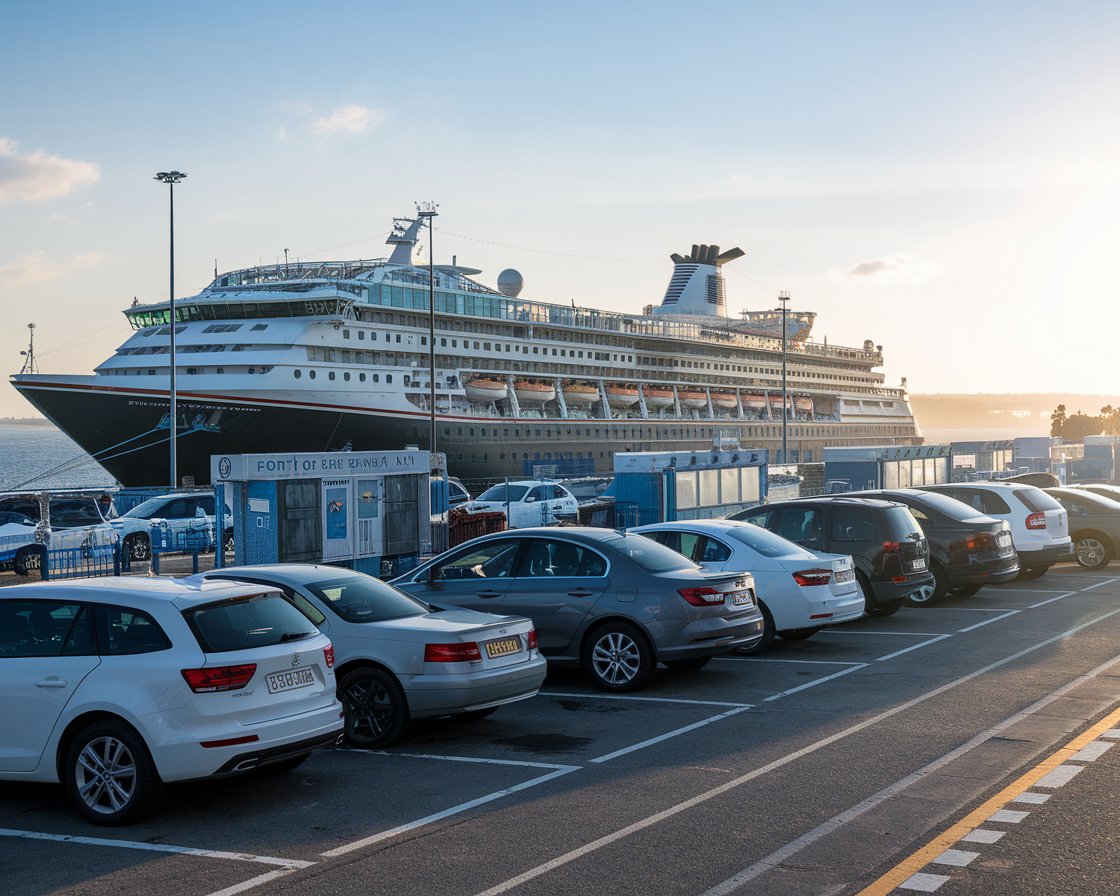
top-left (497, 269), bottom-right (524, 298)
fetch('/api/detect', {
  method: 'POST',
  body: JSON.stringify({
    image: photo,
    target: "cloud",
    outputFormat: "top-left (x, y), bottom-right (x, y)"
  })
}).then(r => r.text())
top-left (0, 138), bottom-right (100, 205)
top-left (308, 104), bottom-right (385, 136)
top-left (843, 253), bottom-right (939, 285)
top-left (0, 252), bottom-right (104, 288)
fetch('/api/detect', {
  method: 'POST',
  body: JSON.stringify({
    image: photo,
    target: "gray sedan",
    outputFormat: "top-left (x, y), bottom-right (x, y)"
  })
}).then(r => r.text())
top-left (198, 565), bottom-right (547, 747)
top-left (1045, 487), bottom-right (1120, 569)
top-left (391, 527), bottom-right (764, 692)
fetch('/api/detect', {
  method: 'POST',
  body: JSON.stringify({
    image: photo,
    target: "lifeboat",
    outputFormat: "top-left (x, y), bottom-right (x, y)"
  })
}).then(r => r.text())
top-left (795, 397), bottom-right (814, 414)
top-left (464, 377), bottom-right (507, 404)
top-left (742, 393), bottom-right (767, 410)
top-left (562, 381), bottom-right (599, 406)
top-left (514, 379), bottom-right (557, 405)
top-left (644, 387), bottom-right (675, 409)
top-left (605, 384), bottom-right (640, 409)
top-left (678, 390), bottom-right (708, 409)
top-left (712, 391), bottom-right (738, 410)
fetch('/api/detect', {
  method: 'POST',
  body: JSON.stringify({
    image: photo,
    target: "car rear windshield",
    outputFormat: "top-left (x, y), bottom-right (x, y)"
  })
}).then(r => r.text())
top-left (476, 484), bottom-right (530, 502)
top-left (731, 523), bottom-right (817, 559)
top-left (1015, 488), bottom-right (1063, 512)
top-left (307, 576), bottom-right (428, 623)
top-left (604, 533), bottom-right (699, 572)
top-left (884, 506), bottom-right (923, 539)
top-left (902, 491), bottom-right (990, 522)
top-left (184, 593), bottom-right (319, 653)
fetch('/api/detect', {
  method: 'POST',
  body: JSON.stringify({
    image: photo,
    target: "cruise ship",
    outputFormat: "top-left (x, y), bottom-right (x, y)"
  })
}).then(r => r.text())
top-left (9, 214), bottom-right (922, 486)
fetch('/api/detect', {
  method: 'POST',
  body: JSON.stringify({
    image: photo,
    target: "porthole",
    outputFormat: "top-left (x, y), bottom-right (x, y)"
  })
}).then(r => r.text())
top-left (294, 369), bottom-right (302, 379)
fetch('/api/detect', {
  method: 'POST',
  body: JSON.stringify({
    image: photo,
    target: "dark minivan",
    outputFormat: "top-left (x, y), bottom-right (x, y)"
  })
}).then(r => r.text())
top-left (730, 497), bottom-right (932, 617)
top-left (846, 488), bottom-right (1020, 603)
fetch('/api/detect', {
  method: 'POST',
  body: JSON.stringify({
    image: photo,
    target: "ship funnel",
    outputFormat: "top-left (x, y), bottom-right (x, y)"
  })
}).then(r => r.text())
top-left (652, 240), bottom-right (746, 319)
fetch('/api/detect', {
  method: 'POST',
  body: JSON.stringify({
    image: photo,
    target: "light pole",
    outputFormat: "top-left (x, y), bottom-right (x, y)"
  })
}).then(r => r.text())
top-left (155, 170), bottom-right (186, 489)
top-left (778, 291), bottom-right (790, 465)
top-left (416, 201), bottom-right (439, 454)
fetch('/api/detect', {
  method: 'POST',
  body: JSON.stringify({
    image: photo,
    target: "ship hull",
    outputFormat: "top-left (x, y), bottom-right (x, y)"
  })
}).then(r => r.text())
top-left (13, 379), bottom-right (921, 487)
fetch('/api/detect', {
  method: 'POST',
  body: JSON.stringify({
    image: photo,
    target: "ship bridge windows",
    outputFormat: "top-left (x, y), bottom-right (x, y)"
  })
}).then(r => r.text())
top-left (203, 324), bottom-right (243, 333)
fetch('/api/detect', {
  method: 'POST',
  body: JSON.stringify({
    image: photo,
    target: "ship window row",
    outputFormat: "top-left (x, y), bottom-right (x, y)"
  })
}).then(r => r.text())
top-left (290, 369), bottom-right (393, 384)
top-left (106, 365), bottom-right (273, 376)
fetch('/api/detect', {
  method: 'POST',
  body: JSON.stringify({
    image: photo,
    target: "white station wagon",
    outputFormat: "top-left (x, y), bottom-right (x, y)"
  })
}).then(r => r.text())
top-left (0, 577), bottom-right (343, 824)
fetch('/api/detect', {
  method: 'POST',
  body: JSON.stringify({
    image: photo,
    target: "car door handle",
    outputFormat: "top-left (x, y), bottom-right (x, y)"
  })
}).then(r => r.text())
top-left (36, 678), bottom-right (68, 688)
top-left (568, 590), bottom-right (595, 598)
top-left (476, 590), bottom-right (502, 599)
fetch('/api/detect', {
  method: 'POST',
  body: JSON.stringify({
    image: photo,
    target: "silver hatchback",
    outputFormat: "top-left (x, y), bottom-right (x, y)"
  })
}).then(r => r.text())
top-left (392, 527), bottom-right (764, 691)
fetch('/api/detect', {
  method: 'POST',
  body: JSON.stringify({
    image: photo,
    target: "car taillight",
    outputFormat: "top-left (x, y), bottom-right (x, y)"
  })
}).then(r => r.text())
top-left (678, 587), bottom-right (726, 606)
top-left (323, 643), bottom-right (335, 668)
top-left (882, 541), bottom-right (900, 553)
top-left (793, 568), bottom-right (833, 587)
top-left (181, 664), bottom-right (256, 693)
top-left (1026, 512), bottom-right (1047, 530)
top-left (527, 629), bottom-right (538, 651)
top-left (965, 533), bottom-right (994, 551)
top-left (425, 642), bottom-right (483, 662)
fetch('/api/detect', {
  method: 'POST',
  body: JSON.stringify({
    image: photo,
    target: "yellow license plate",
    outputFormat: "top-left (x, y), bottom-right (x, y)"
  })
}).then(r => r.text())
top-left (485, 637), bottom-right (521, 659)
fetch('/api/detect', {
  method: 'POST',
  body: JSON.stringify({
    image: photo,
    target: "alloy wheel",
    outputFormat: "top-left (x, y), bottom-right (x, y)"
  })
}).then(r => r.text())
top-left (74, 735), bottom-right (137, 817)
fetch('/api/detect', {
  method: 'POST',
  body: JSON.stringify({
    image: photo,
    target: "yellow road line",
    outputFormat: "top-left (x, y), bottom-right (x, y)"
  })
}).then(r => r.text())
top-left (856, 704), bottom-right (1120, 895)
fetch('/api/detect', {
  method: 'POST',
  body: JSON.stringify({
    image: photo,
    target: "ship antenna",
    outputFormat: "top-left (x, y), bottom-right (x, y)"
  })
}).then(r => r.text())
top-left (19, 322), bottom-right (37, 374)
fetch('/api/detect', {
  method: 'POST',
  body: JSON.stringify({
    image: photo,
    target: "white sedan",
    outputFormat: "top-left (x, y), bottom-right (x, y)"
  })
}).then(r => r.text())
top-left (0, 577), bottom-right (342, 824)
top-left (630, 519), bottom-right (864, 653)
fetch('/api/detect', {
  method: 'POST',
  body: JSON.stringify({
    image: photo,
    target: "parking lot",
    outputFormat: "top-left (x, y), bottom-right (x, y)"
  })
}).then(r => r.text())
top-left (5, 565), bottom-right (1120, 896)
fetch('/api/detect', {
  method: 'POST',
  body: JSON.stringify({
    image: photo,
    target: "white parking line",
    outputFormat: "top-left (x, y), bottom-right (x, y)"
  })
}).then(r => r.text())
top-left (876, 636), bottom-right (953, 662)
top-left (818, 630), bottom-right (948, 636)
top-left (472, 610), bottom-right (1120, 896)
top-left (541, 691), bottom-right (751, 708)
top-left (590, 706), bottom-right (753, 763)
top-left (723, 657), bottom-right (863, 666)
top-left (321, 764), bottom-right (579, 858)
top-left (1071, 741), bottom-right (1114, 762)
top-left (1028, 592), bottom-right (1078, 608)
top-left (958, 611), bottom-right (1020, 632)
top-left (1081, 577), bottom-right (1120, 591)
top-left (0, 828), bottom-right (313, 867)
top-left (351, 750), bottom-right (574, 771)
top-left (207, 869), bottom-right (302, 896)
top-left (762, 664), bottom-right (869, 700)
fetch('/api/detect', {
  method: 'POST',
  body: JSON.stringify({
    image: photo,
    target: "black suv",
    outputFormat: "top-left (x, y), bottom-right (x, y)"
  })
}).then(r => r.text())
top-left (847, 488), bottom-right (1020, 603)
top-left (730, 497), bottom-right (932, 616)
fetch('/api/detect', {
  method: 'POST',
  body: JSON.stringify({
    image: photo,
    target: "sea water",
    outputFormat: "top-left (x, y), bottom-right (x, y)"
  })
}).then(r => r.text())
top-left (0, 423), bottom-right (116, 491)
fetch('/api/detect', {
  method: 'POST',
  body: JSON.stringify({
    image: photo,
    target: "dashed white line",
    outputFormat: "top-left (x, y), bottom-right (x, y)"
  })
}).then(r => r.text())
top-left (1013, 792), bottom-right (1050, 804)
top-left (1035, 764), bottom-right (1084, 787)
top-left (899, 871), bottom-right (949, 892)
top-left (1070, 740), bottom-right (1113, 762)
top-left (762, 663), bottom-right (869, 700)
top-left (1028, 592), bottom-right (1078, 608)
top-left (362, 750), bottom-right (574, 771)
top-left (1080, 577), bottom-right (1120, 591)
top-left (206, 869), bottom-right (302, 896)
top-left (717, 656), bottom-right (862, 666)
top-left (1101, 728), bottom-right (1120, 739)
top-left (820, 630), bottom-right (948, 637)
top-left (961, 829), bottom-right (1005, 844)
top-left (932, 848), bottom-right (979, 867)
top-left (988, 809), bottom-right (1029, 823)
top-left (540, 691), bottom-right (752, 708)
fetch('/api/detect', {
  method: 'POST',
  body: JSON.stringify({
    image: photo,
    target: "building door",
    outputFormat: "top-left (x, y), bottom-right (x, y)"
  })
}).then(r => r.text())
top-left (278, 479), bottom-right (321, 562)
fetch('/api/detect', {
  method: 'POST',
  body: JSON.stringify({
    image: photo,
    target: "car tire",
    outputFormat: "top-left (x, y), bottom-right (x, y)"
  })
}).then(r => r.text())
top-left (339, 666), bottom-right (409, 748)
top-left (1018, 565), bottom-right (1050, 581)
top-left (663, 657), bottom-right (712, 672)
top-left (908, 562), bottom-right (947, 607)
top-left (778, 627), bottom-right (818, 641)
top-left (856, 572), bottom-right (904, 617)
top-left (950, 584), bottom-right (983, 597)
top-left (1073, 532), bottom-right (1112, 570)
top-left (13, 545), bottom-right (44, 576)
top-left (582, 621), bottom-right (655, 692)
top-left (734, 602), bottom-right (775, 656)
top-left (124, 534), bottom-right (151, 562)
top-left (64, 720), bottom-right (164, 826)
top-left (253, 753), bottom-right (312, 776)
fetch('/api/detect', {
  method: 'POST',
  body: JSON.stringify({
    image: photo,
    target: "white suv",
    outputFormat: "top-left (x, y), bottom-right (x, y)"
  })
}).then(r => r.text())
top-left (0, 578), bottom-right (342, 824)
top-left (464, 480), bottom-right (579, 528)
top-left (112, 492), bottom-right (233, 561)
top-left (920, 482), bottom-right (1073, 579)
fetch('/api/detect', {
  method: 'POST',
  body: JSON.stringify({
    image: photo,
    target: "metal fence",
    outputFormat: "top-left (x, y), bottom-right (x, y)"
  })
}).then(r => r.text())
top-left (44, 544), bottom-right (120, 580)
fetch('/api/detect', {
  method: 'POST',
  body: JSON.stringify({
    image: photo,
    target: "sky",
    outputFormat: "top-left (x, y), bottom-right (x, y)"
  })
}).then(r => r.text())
top-left (2, 1), bottom-right (1119, 419)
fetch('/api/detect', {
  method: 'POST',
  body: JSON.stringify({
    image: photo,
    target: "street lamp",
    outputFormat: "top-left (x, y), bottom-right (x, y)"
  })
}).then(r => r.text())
top-left (416, 201), bottom-right (439, 454)
top-left (778, 291), bottom-right (790, 465)
top-left (155, 170), bottom-right (186, 489)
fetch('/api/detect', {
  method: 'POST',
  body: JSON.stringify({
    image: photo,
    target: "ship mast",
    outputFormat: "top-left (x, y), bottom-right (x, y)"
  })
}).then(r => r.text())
top-left (19, 323), bottom-right (37, 374)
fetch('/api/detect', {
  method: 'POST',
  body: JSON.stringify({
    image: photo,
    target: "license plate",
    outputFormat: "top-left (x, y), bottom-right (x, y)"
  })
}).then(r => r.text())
top-left (909, 558), bottom-right (927, 571)
top-left (485, 637), bottom-right (522, 659)
top-left (997, 532), bottom-right (1011, 546)
top-left (730, 590), bottom-right (754, 606)
top-left (835, 568), bottom-right (855, 583)
top-left (266, 668), bottom-right (315, 694)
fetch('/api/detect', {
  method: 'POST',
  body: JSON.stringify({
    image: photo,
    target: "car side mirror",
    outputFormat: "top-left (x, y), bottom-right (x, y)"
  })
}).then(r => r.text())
top-left (526, 497), bottom-right (537, 503)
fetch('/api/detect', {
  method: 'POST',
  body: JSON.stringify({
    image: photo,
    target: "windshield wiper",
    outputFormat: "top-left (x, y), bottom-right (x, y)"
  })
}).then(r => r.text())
top-left (279, 631), bottom-right (314, 643)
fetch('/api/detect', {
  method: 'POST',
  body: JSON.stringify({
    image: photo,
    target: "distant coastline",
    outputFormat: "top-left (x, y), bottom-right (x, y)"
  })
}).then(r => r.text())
top-left (910, 393), bottom-right (1120, 440)
top-left (0, 417), bottom-right (52, 427)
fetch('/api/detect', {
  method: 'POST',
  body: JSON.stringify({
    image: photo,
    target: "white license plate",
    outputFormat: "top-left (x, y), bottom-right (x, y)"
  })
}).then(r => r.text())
top-left (266, 668), bottom-right (315, 694)
top-left (485, 637), bottom-right (522, 659)
top-left (730, 590), bottom-right (753, 606)
top-left (835, 568), bottom-right (855, 583)
top-left (909, 558), bottom-right (927, 571)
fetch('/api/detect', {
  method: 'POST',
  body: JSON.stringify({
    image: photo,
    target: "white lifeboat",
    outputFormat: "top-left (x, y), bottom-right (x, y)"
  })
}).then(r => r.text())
top-left (464, 377), bottom-right (507, 404)
top-left (562, 382), bottom-right (599, 406)
top-left (742, 393), bottom-right (767, 410)
top-left (712, 391), bottom-right (738, 410)
top-left (678, 390), bottom-right (708, 409)
top-left (605, 384), bottom-right (639, 408)
top-left (644, 388), bottom-right (675, 409)
top-left (514, 379), bottom-right (557, 405)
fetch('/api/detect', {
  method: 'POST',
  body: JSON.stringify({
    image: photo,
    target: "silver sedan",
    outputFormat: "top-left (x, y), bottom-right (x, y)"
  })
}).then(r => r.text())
top-left (391, 527), bottom-right (765, 692)
top-left (198, 565), bottom-right (547, 747)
